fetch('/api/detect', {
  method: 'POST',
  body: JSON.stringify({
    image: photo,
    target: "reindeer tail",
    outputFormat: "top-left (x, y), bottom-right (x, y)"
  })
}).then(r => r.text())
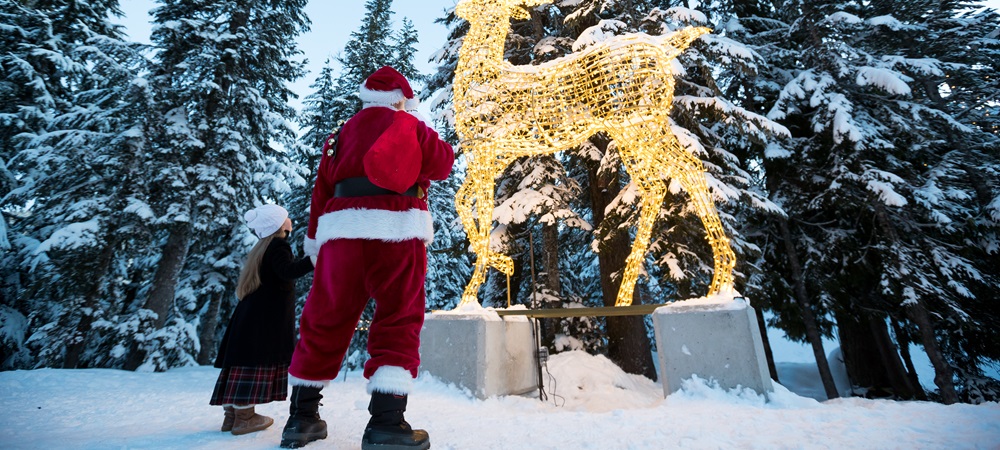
top-left (661, 26), bottom-right (711, 60)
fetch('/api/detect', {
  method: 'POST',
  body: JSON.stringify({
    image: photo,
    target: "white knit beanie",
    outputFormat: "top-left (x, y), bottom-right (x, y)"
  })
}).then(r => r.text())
top-left (244, 204), bottom-right (288, 239)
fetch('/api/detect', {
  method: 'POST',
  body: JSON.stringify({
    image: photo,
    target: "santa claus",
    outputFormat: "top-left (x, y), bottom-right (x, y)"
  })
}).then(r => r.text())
top-left (280, 66), bottom-right (454, 450)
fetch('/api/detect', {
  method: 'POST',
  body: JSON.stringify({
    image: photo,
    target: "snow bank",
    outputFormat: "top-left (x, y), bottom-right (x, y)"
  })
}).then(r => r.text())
top-left (1, 349), bottom-right (998, 449)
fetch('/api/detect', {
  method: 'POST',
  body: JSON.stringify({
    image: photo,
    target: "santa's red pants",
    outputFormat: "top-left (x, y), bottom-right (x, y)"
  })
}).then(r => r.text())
top-left (289, 238), bottom-right (426, 382)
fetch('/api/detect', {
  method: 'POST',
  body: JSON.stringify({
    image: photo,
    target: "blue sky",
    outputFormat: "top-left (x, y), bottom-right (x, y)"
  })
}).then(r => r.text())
top-left (115, 0), bottom-right (999, 114)
top-left (115, 1), bottom-right (458, 111)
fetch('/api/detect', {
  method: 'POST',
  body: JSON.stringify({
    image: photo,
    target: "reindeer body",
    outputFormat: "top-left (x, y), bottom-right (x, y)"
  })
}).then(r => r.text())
top-left (454, 0), bottom-right (736, 306)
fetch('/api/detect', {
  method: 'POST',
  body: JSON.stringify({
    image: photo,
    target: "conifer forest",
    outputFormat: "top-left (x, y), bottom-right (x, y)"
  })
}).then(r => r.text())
top-left (1, 0), bottom-right (998, 405)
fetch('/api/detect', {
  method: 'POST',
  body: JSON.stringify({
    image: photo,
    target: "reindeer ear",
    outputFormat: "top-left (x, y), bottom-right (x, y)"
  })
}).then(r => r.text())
top-left (510, 5), bottom-right (531, 21)
top-left (662, 27), bottom-right (712, 60)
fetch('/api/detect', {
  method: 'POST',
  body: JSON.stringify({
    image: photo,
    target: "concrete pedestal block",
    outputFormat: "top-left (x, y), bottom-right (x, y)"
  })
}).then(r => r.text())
top-left (419, 311), bottom-right (537, 399)
top-left (653, 297), bottom-right (773, 397)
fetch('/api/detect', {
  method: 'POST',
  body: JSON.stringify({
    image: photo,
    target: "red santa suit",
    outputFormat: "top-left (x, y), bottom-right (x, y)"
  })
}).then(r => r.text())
top-left (290, 66), bottom-right (454, 396)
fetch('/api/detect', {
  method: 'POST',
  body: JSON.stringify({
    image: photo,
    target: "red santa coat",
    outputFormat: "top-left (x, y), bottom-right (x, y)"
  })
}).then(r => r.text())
top-left (304, 107), bottom-right (453, 250)
top-left (291, 105), bottom-right (454, 392)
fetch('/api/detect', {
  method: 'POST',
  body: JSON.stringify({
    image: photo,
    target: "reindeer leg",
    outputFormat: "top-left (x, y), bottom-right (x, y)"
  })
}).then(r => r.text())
top-left (672, 154), bottom-right (737, 296)
top-left (480, 178), bottom-right (514, 276)
top-left (456, 175), bottom-right (487, 306)
top-left (473, 167), bottom-right (513, 276)
top-left (616, 179), bottom-right (666, 307)
top-left (457, 157), bottom-right (499, 306)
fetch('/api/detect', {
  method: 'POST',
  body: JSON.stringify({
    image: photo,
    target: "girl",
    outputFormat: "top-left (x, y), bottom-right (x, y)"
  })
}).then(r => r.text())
top-left (210, 204), bottom-right (314, 435)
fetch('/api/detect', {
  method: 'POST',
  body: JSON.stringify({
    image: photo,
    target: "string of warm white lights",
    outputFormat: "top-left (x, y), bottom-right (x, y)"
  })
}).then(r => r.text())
top-left (452, 0), bottom-right (736, 307)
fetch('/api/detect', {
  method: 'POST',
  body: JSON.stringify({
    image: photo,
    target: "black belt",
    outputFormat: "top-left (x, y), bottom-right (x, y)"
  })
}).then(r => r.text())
top-left (333, 177), bottom-right (419, 197)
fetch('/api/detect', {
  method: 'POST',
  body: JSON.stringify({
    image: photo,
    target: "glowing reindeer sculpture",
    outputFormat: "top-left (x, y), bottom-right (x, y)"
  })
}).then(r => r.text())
top-left (453, 0), bottom-right (736, 307)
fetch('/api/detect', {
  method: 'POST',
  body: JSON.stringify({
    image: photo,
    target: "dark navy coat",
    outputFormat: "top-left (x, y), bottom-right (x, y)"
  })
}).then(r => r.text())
top-left (214, 237), bottom-right (313, 368)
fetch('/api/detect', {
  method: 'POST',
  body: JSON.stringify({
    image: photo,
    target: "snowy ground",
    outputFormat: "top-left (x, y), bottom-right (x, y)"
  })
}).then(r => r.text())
top-left (1, 350), bottom-right (998, 450)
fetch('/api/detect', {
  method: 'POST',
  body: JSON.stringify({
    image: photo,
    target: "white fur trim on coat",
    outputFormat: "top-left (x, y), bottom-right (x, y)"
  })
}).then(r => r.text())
top-left (303, 236), bottom-right (319, 257)
top-left (367, 365), bottom-right (414, 395)
top-left (289, 373), bottom-right (329, 388)
top-left (359, 84), bottom-right (407, 108)
top-left (315, 208), bottom-right (434, 245)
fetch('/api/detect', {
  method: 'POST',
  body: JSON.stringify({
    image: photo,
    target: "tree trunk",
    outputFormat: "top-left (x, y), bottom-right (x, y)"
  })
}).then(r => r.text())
top-left (542, 223), bottom-right (561, 296)
top-left (891, 318), bottom-right (928, 401)
top-left (124, 226), bottom-right (191, 371)
top-left (63, 232), bottom-right (117, 368)
top-left (869, 202), bottom-right (958, 404)
top-left (539, 223), bottom-right (561, 347)
top-left (754, 304), bottom-right (779, 382)
top-left (145, 226), bottom-right (191, 329)
top-left (836, 310), bottom-right (885, 394)
top-left (197, 290), bottom-right (224, 365)
top-left (777, 217), bottom-right (839, 399)
top-left (585, 142), bottom-right (656, 380)
top-left (837, 309), bottom-right (924, 400)
top-left (906, 300), bottom-right (959, 404)
top-left (868, 312), bottom-right (921, 400)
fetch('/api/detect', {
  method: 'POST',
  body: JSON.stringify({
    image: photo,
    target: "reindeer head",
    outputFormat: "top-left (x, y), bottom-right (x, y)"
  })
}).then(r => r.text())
top-left (456, 0), bottom-right (554, 22)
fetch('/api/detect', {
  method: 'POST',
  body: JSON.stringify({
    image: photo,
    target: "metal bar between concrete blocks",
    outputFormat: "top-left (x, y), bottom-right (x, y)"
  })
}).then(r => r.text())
top-left (493, 304), bottom-right (665, 318)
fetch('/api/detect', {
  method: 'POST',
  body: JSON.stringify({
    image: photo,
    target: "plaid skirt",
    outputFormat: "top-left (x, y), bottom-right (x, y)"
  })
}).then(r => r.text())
top-left (210, 364), bottom-right (289, 406)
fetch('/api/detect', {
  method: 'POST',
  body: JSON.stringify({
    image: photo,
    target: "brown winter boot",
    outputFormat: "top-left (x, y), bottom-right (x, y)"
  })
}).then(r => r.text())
top-left (231, 405), bottom-right (274, 435)
top-left (221, 405), bottom-right (235, 432)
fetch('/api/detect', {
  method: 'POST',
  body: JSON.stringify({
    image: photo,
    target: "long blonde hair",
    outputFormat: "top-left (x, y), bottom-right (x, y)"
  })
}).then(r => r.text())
top-left (236, 231), bottom-right (281, 300)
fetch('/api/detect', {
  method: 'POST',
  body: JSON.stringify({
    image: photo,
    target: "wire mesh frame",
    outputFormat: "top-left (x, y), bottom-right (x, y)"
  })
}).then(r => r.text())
top-left (452, 0), bottom-right (736, 307)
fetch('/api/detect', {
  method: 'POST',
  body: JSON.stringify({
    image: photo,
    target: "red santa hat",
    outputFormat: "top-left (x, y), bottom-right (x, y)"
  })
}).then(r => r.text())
top-left (359, 66), bottom-right (414, 107)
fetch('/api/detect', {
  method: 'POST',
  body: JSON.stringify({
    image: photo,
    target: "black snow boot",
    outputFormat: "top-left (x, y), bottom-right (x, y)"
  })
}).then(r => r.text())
top-left (361, 392), bottom-right (430, 450)
top-left (280, 386), bottom-right (328, 448)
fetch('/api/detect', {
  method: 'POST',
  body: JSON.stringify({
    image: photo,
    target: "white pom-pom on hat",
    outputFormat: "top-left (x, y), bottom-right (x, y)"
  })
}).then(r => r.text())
top-left (245, 204), bottom-right (288, 239)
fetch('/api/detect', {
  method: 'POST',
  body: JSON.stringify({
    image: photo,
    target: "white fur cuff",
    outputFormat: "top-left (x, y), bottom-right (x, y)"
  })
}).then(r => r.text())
top-left (367, 365), bottom-right (414, 395)
top-left (303, 236), bottom-right (319, 257)
top-left (289, 373), bottom-right (330, 388)
top-left (359, 84), bottom-right (407, 107)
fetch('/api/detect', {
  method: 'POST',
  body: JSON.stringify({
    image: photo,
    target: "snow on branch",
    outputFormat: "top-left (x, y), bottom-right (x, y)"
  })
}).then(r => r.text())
top-left (572, 20), bottom-right (628, 52)
top-left (662, 7), bottom-right (709, 25)
top-left (866, 15), bottom-right (911, 31)
top-left (824, 12), bottom-right (863, 25)
top-left (32, 218), bottom-right (102, 261)
top-left (675, 95), bottom-right (791, 139)
top-left (855, 67), bottom-right (911, 96)
top-left (863, 169), bottom-right (908, 207)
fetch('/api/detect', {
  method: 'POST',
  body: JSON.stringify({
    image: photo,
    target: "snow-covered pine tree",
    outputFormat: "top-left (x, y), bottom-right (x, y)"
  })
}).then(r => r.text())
top-left (719, 0), bottom-right (846, 401)
top-left (327, 0), bottom-right (397, 122)
top-left (425, 170), bottom-right (474, 312)
top-left (0, 2), bottom-right (70, 364)
top-left (283, 60), bottom-right (338, 324)
top-left (0, 0), bottom-right (167, 369)
top-left (392, 18), bottom-right (422, 83)
top-left (739, 0), bottom-right (999, 403)
top-left (870, 0), bottom-right (1000, 403)
top-left (127, 0), bottom-right (309, 370)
